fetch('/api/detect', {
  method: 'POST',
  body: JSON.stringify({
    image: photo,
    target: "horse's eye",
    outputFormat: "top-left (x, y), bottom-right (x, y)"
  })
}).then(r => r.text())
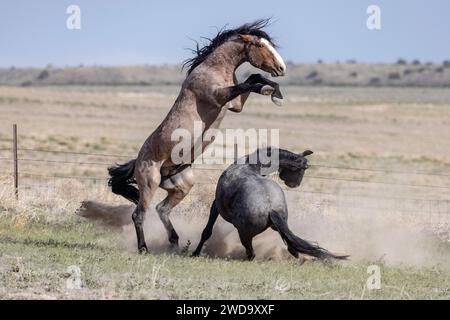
top-left (256, 43), bottom-right (263, 48)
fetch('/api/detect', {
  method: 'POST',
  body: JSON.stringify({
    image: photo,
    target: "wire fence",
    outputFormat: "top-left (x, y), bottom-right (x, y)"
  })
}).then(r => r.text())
top-left (1, 130), bottom-right (450, 224)
top-left (1, 145), bottom-right (450, 194)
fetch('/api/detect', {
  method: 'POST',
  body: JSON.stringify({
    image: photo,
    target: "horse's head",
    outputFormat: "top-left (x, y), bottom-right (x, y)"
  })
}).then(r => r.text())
top-left (278, 150), bottom-right (313, 188)
top-left (239, 34), bottom-right (286, 77)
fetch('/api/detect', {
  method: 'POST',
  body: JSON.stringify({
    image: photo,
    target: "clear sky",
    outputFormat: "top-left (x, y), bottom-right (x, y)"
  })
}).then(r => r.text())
top-left (1, 0), bottom-right (449, 67)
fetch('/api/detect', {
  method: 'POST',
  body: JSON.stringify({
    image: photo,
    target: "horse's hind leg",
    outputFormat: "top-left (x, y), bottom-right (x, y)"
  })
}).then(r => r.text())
top-left (155, 189), bottom-right (189, 248)
top-left (156, 167), bottom-right (194, 249)
top-left (238, 230), bottom-right (255, 261)
top-left (133, 161), bottom-right (161, 253)
top-left (192, 200), bottom-right (219, 257)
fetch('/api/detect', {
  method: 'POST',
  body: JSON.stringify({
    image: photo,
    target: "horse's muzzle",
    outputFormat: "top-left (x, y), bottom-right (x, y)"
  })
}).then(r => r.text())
top-left (272, 67), bottom-right (286, 77)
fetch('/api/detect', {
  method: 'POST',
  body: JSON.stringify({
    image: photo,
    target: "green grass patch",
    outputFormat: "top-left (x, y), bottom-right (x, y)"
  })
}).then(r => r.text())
top-left (0, 215), bottom-right (448, 299)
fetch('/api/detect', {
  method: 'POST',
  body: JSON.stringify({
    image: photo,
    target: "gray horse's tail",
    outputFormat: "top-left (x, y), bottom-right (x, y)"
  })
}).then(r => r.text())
top-left (108, 159), bottom-right (139, 204)
top-left (269, 211), bottom-right (348, 261)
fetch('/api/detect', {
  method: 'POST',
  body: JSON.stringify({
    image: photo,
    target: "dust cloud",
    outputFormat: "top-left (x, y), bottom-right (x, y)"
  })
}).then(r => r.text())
top-left (77, 197), bottom-right (449, 267)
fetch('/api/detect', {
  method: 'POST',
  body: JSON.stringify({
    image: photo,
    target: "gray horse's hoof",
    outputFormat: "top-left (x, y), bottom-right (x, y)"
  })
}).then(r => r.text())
top-left (138, 246), bottom-right (150, 254)
top-left (168, 242), bottom-right (181, 255)
top-left (260, 85), bottom-right (275, 96)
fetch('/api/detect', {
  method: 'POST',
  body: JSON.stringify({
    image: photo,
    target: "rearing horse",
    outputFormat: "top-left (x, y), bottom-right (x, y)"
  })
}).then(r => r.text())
top-left (108, 19), bottom-right (286, 253)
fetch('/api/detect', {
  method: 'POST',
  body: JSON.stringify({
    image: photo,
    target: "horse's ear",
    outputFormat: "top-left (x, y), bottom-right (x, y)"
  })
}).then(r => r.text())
top-left (302, 150), bottom-right (313, 156)
top-left (239, 34), bottom-right (253, 43)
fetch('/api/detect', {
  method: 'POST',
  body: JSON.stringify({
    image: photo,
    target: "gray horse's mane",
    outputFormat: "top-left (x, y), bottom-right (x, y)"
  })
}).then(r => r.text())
top-left (183, 18), bottom-right (276, 75)
top-left (242, 147), bottom-right (309, 174)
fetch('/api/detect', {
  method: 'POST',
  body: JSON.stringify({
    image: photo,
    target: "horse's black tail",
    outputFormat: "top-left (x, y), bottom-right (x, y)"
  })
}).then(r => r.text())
top-left (108, 159), bottom-right (139, 204)
top-left (269, 211), bottom-right (348, 261)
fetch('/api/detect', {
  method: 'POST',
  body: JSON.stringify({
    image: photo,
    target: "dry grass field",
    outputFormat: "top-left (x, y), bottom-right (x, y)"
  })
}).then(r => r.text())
top-left (0, 84), bottom-right (449, 299)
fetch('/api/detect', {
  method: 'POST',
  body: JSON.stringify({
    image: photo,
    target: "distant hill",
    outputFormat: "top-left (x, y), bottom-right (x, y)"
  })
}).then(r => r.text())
top-left (1, 61), bottom-right (450, 87)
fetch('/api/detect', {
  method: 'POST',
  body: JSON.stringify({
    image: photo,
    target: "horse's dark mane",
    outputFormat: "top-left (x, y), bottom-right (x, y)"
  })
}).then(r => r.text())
top-left (243, 147), bottom-right (307, 173)
top-left (183, 19), bottom-right (275, 75)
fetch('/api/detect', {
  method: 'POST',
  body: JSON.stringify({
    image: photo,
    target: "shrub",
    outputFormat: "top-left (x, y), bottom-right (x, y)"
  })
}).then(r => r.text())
top-left (369, 77), bottom-right (381, 85)
top-left (403, 69), bottom-right (413, 75)
top-left (388, 72), bottom-right (401, 80)
top-left (20, 80), bottom-right (33, 87)
top-left (306, 70), bottom-right (318, 79)
top-left (37, 69), bottom-right (50, 80)
top-left (396, 58), bottom-right (407, 65)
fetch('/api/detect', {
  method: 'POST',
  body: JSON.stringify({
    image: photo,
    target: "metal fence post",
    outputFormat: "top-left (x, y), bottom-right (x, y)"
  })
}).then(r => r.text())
top-left (13, 124), bottom-right (18, 200)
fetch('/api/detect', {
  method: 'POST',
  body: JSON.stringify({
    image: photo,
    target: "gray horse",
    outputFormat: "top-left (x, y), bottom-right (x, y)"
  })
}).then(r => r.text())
top-left (108, 19), bottom-right (286, 253)
top-left (193, 148), bottom-right (348, 261)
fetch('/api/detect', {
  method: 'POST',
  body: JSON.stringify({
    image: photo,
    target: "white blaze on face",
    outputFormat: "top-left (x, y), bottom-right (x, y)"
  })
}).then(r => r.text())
top-left (260, 38), bottom-right (286, 74)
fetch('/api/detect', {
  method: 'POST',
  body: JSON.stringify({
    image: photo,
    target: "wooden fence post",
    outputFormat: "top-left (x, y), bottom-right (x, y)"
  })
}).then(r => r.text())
top-left (13, 124), bottom-right (18, 200)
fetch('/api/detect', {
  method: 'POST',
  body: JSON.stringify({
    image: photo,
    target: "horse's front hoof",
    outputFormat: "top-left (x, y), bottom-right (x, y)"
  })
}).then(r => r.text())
top-left (271, 96), bottom-right (283, 106)
top-left (260, 85), bottom-right (275, 96)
